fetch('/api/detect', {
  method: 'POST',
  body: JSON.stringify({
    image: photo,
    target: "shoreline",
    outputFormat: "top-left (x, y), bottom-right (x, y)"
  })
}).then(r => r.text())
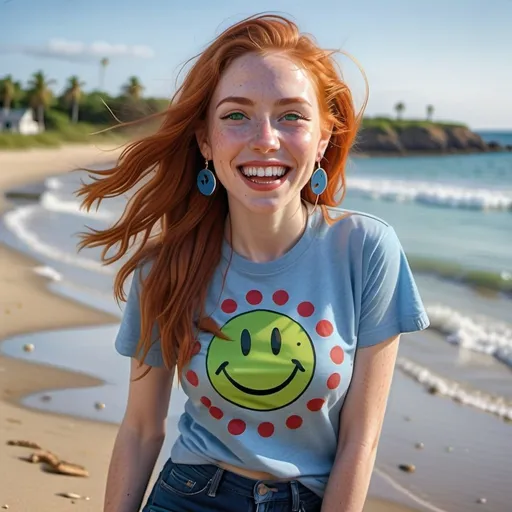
top-left (0, 144), bottom-right (123, 511)
top-left (0, 145), bottom-right (418, 511)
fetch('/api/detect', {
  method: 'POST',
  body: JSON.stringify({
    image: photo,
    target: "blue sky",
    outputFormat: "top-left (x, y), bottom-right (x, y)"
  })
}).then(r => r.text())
top-left (1, 0), bottom-right (510, 130)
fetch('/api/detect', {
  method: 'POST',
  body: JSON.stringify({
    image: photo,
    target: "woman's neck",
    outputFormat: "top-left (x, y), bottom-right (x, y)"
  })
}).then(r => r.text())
top-left (225, 198), bottom-right (308, 263)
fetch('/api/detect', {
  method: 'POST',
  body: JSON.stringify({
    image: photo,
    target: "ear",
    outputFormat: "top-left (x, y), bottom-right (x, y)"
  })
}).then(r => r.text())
top-left (195, 123), bottom-right (212, 160)
top-left (317, 120), bottom-right (334, 162)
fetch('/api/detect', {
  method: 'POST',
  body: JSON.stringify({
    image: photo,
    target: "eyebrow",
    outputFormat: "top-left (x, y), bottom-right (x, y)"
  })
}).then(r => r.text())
top-left (215, 96), bottom-right (312, 109)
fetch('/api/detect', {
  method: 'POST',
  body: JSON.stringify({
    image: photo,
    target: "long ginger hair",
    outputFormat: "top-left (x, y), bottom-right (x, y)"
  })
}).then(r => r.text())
top-left (76, 13), bottom-right (366, 379)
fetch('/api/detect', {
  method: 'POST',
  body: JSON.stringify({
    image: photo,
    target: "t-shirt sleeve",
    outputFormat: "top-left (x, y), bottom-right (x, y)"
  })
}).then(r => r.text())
top-left (114, 265), bottom-right (164, 367)
top-left (357, 225), bottom-right (430, 348)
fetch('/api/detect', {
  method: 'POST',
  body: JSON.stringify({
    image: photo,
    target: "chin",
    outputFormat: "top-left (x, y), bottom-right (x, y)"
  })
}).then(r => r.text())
top-left (243, 197), bottom-right (285, 215)
top-left (226, 190), bottom-right (288, 215)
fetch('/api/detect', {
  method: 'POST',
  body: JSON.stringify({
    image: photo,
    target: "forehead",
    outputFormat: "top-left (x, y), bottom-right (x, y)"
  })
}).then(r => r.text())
top-left (212, 52), bottom-right (318, 106)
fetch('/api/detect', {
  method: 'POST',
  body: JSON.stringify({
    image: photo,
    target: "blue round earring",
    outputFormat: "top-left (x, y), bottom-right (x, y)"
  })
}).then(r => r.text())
top-left (310, 162), bottom-right (328, 196)
top-left (197, 159), bottom-right (216, 196)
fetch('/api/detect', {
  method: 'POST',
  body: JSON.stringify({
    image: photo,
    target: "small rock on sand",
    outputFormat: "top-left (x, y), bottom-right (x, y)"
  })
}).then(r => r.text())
top-left (427, 385), bottom-right (440, 395)
top-left (415, 442), bottom-right (425, 449)
top-left (57, 492), bottom-right (91, 501)
top-left (59, 492), bottom-right (82, 499)
top-left (398, 464), bottom-right (416, 473)
top-left (476, 497), bottom-right (487, 504)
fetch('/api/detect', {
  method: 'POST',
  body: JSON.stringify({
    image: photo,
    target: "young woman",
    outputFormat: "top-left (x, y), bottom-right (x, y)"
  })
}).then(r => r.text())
top-left (78, 13), bottom-right (429, 512)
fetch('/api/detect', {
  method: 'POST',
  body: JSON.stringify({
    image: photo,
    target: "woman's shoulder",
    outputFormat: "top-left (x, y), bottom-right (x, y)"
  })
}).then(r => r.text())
top-left (320, 205), bottom-right (397, 246)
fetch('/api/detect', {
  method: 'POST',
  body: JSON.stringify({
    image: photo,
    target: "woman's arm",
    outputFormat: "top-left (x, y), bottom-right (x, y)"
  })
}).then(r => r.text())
top-left (321, 335), bottom-right (400, 512)
top-left (104, 359), bottom-right (174, 512)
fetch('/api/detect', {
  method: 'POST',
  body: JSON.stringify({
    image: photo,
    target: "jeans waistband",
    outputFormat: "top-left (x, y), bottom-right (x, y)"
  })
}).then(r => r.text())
top-left (177, 462), bottom-right (304, 511)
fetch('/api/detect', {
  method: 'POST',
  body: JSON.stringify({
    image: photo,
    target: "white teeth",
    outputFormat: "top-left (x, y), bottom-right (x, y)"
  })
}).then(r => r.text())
top-left (240, 166), bottom-right (287, 177)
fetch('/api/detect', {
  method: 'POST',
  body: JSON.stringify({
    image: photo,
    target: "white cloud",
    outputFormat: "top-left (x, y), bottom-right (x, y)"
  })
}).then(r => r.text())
top-left (0, 39), bottom-right (155, 62)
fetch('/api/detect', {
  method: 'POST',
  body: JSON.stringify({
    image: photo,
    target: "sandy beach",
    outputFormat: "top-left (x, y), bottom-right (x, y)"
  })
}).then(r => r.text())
top-left (0, 145), bottom-right (417, 512)
top-left (0, 145), bottom-right (121, 511)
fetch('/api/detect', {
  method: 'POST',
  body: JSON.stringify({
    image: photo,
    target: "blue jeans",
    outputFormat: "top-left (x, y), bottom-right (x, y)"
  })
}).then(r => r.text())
top-left (142, 459), bottom-right (323, 512)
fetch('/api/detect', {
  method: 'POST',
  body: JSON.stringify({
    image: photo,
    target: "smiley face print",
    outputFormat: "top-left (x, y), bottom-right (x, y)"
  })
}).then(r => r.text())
top-left (206, 310), bottom-right (316, 411)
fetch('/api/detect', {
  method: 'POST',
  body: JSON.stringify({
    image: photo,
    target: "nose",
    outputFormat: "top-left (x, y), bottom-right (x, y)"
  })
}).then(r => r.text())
top-left (249, 119), bottom-right (280, 153)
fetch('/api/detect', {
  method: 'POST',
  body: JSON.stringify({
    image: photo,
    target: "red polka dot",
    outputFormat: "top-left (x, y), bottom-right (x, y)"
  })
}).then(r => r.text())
top-left (200, 396), bottom-right (211, 408)
top-left (297, 301), bottom-right (315, 317)
top-left (272, 290), bottom-right (289, 306)
top-left (228, 419), bottom-right (246, 436)
top-left (221, 299), bottom-right (237, 314)
top-left (209, 407), bottom-right (224, 420)
top-left (286, 415), bottom-right (303, 429)
top-left (330, 346), bottom-right (344, 365)
top-left (186, 370), bottom-right (198, 387)
top-left (327, 373), bottom-right (341, 390)
top-left (307, 398), bottom-right (325, 411)
top-left (246, 290), bottom-right (263, 305)
top-left (316, 320), bottom-right (334, 337)
top-left (192, 341), bottom-right (201, 356)
top-left (258, 422), bottom-right (275, 438)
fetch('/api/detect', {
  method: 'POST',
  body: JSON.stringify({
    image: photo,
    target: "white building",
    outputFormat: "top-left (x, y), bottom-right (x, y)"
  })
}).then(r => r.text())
top-left (0, 109), bottom-right (42, 134)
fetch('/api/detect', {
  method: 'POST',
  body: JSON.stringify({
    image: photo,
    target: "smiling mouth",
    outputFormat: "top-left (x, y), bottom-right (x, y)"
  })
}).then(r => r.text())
top-left (237, 165), bottom-right (291, 184)
top-left (215, 359), bottom-right (305, 396)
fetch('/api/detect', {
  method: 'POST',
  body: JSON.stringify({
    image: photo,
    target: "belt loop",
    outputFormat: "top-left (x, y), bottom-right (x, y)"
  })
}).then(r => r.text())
top-left (207, 467), bottom-right (225, 497)
top-left (290, 480), bottom-right (300, 511)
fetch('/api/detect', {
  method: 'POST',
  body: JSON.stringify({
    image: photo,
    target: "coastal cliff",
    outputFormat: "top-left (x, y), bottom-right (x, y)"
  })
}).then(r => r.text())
top-left (354, 120), bottom-right (509, 156)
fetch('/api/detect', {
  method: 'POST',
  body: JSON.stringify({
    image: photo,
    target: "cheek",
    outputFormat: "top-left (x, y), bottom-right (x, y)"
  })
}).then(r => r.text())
top-left (211, 125), bottom-right (249, 149)
top-left (210, 126), bottom-right (248, 169)
top-left (283, 128), bottom-right (316, 157)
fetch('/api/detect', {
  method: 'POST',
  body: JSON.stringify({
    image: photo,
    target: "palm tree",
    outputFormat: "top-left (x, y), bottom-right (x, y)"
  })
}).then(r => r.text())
top-left (99, 57), bottom-right (109, 90)
top-left (121, 76), bottom-right (144, 101)
top-left (0, 75), bottom-right (21, 113)
top-left (394, 102), bottom-right (405, 121)
top-left (64, 76), bottom-right (85, 123)
top-left (27, 71), bottom-right (56, 130)
top-left (426, 104), bottom-right (434, 122)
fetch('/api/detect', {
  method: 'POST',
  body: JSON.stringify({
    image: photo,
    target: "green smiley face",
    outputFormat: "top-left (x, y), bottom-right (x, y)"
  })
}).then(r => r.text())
top-left (206, 310), bottom-right (315, 411)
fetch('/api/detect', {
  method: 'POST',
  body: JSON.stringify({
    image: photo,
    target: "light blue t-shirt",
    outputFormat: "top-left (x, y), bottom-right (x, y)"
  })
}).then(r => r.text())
top-left (115, 206), bottom-right (430, 497)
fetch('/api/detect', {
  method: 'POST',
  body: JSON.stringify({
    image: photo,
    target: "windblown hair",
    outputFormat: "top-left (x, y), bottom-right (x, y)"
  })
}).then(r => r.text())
top-left (76, 13), bottom-right (366, 379)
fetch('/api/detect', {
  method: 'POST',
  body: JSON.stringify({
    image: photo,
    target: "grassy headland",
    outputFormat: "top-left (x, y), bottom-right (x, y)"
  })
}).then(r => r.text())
top-left (361, 116), bottom-right (467, 131)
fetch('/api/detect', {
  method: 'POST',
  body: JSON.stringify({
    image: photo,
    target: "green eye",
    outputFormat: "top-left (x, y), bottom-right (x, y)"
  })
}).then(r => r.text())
top-left (227, 112), bottom-right (245, 121)
top-left (282, 113), bottom-right (302, 121)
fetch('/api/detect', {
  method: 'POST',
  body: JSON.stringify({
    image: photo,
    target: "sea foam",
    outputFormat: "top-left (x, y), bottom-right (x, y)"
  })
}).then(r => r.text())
top-left (426, 304), bottom-right (512, 368)
top-left (4, 205), bottom-right (114, 275)
top-left (347, 177), bottom-right (512, 211)
top-left (397, 357), bottom-right (512, 422)
top-left (41, 191), bottom-right (113, 221)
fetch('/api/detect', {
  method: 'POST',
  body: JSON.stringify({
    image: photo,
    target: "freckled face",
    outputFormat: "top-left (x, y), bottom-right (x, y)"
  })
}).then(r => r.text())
top-left (201, 52), bottom-right (330, 214)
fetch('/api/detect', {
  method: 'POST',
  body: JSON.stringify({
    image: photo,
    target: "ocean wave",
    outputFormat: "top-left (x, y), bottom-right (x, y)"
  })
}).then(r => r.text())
top-left (41, 190), bottom-right (114, 221)
top-left (33, 265), bottom-right (63, 282)
top-left (347, 177), bottom-right (512, 211)
top-left (397, 357), bottom-right (512, 422)
top-left (410, 257), bottom-right (512, 295)
top-left (4, 205), bottom-right (114, 275)
top-left (45, 176), bottom-right (63, 191)
top-left (426, 304), bottom-right (512, 368)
